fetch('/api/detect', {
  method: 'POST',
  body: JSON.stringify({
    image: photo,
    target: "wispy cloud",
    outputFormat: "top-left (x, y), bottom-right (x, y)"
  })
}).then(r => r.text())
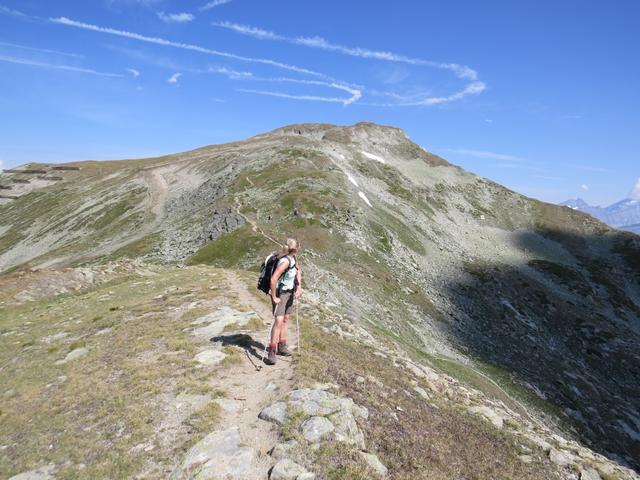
top-left (212, 21), bottom-right (486, 105)
top-left (581, 183), bottom-right (589, 191)
top-left (0, 4), bottom-right (26, 17)
top-left (208, 66), bottom-right (253, 79)
top-left (157, 12), bottom-right (194, 23)
top-left (0, 41), bottom-right (83, 59)
top-left (168, 72), bottom-right (182, 84)
top-left (51, 17), bottom-right (323, 77)
top-left (200, 0), bottom-right (232, 11)
top-left (0, 54), bottom-right (123, 77)
top-left (126, 68), bottom-right (140, 77)
top-left (443, 149), bottom-right (527, 162)
top-left (207, 67), bottom-right (362, 105)
top-left (213, 21), bottom-right (478, 79)
top-left (237, 89), bottom-right (352, 104)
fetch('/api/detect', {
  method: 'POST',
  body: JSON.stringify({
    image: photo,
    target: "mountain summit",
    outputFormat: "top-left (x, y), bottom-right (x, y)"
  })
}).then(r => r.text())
top-left (1, 122), bottom-right (639, 479)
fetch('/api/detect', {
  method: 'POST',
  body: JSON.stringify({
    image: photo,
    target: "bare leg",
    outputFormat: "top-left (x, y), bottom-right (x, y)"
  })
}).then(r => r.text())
top-left (279, 314), bottom-right (290, 342)
top-left (270, 315), bottom-right (285, 345)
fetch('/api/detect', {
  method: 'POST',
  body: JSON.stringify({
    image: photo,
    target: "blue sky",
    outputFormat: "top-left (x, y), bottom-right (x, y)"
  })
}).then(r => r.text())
top-left (0, 0), bottom-right (638, 206)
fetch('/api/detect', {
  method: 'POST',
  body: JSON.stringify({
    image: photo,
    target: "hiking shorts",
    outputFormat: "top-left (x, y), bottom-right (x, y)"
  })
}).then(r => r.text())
top-left (272, 291), bottom-right (294, 317)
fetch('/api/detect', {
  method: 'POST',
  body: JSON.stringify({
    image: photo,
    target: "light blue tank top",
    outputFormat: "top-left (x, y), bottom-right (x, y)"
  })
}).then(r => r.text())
top-left (277, 256), bottom-right (297, 290)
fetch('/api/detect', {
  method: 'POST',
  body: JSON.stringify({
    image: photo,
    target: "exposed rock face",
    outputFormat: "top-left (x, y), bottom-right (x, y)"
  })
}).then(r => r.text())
top-left (260, 387), bottom-right (388, 479)
top-left (194, 349), bottom-right (226, 366)
top-left (159, 177), bottom-right (245, 261)
top-left (300, 416), bottom-right (334, 443)
top-left (8, 464), bottom-right (56, 480)
top-left (259, 401), bottom-right (289, 425)
top-left (549, 448), bottom-right (576, 467)
top-left (269, 459), bottom-right (315, 480)
top-left (580, 468), bottom-right (603, 480)
top-left (190, 306), bottom-right (258, 339)
top-left (171, 427), bottom-right (256, 480)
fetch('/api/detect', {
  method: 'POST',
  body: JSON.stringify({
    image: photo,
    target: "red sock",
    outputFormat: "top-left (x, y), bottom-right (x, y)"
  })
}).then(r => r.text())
top-left (269, 342), bottom-right (277, 348)
top-left (279, 339), bottom-right (287, 344)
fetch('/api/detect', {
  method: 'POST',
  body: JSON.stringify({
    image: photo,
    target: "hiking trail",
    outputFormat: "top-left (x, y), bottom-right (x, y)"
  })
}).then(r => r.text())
top-left (172, 270), bottom-right (295, 479)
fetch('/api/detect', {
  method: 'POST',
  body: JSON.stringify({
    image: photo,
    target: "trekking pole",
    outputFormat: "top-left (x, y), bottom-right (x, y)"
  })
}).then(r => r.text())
top-left (261, 306), bottom-right (277, 366)
top-left (296, 298), bottom-right (301, 356)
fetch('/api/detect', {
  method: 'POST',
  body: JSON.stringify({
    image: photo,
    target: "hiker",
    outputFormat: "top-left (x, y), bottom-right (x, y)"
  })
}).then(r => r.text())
top-left (265, 238), bottom-right (302, 365)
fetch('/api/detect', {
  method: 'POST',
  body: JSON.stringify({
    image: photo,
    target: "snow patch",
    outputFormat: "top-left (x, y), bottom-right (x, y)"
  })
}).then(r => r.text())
top-left (347, 174), bottom-right (359, 187)
top-left (361, 151), bottom-right (386, 164)
top-left (358, 191), bottom-right (372, 207)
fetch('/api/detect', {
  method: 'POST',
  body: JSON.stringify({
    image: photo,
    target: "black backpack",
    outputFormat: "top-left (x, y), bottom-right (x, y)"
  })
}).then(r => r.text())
top-left (257, 253), bottom-right (296, 295)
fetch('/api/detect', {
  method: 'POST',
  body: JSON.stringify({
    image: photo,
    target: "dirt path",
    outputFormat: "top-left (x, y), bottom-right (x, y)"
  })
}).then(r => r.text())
top-left (144, 167), bottom-right (170, 231)
top-left (89, 166), bottom-right (171, 261)
top-left (214, 270), bottom-right (295, 477)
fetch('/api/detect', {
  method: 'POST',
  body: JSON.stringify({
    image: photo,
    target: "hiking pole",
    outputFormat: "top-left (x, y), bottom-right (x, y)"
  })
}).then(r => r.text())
top-left (261, 304), bottom-right (277, 366)
top-left (296, 298), bottom-right (301, 356)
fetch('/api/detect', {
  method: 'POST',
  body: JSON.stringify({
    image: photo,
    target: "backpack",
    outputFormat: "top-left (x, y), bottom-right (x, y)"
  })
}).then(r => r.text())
top-left (257, 253), bottom-right (297, 295)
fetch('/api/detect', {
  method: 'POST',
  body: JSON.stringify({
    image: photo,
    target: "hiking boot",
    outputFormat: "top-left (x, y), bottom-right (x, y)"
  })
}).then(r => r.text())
top-left (265, 345), bottom-right (277, 365)
top-left (277, 341), bottom-right (292, 357)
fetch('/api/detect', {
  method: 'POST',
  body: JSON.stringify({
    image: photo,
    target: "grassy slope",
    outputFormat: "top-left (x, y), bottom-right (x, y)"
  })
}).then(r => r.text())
top-left (0, 265), bottom-right (255, 479)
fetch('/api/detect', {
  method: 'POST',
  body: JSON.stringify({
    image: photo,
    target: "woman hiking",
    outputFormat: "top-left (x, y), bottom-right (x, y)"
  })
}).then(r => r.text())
top-left (265, 238), bottom-right (302, 365)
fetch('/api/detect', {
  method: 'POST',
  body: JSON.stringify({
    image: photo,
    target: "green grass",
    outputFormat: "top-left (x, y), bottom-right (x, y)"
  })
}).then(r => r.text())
top-left (187, 224), bottom-right (271, 268)
top-left (106, 233), bottom-right (161, 261)
top-left (0, 228), bottom-right (25, 255)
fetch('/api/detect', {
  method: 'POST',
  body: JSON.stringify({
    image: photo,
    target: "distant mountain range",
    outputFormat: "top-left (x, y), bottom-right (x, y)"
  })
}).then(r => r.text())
top-left (560, 179), bottom-right (640, 234)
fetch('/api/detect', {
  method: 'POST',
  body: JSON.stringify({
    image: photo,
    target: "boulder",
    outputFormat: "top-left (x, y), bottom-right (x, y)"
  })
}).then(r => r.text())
top-left (191, 306), bottom-right (257, 338)
top-left (269, 459), bottom-right (314, 480)
top-left (269, 440), bottom-right (298, 461)
top-left (259, 402), bottom-right (289, 425)
top-left (548, 448), bottom-right (576, 467)
top-left (413, 386), bottom-right (430, 400)
top-left (194, 350), bottom-right (226, 366)
top-left (359, 452), bottom-right (388, 477)
top-left (171, 427), bottom-right (256, 479)
top-left (467, 405), bottom-right (504, 429)
top-left (580, 468), bottom-right (602, 480)
top-left (300, 416), bottom-right (334, 443)
top-left (329, 410), bottom-right (365, 449)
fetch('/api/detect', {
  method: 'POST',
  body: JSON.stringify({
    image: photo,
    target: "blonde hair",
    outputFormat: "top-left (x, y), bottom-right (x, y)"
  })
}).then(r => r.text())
top-left (281, 238), bottom-right (299, 256)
